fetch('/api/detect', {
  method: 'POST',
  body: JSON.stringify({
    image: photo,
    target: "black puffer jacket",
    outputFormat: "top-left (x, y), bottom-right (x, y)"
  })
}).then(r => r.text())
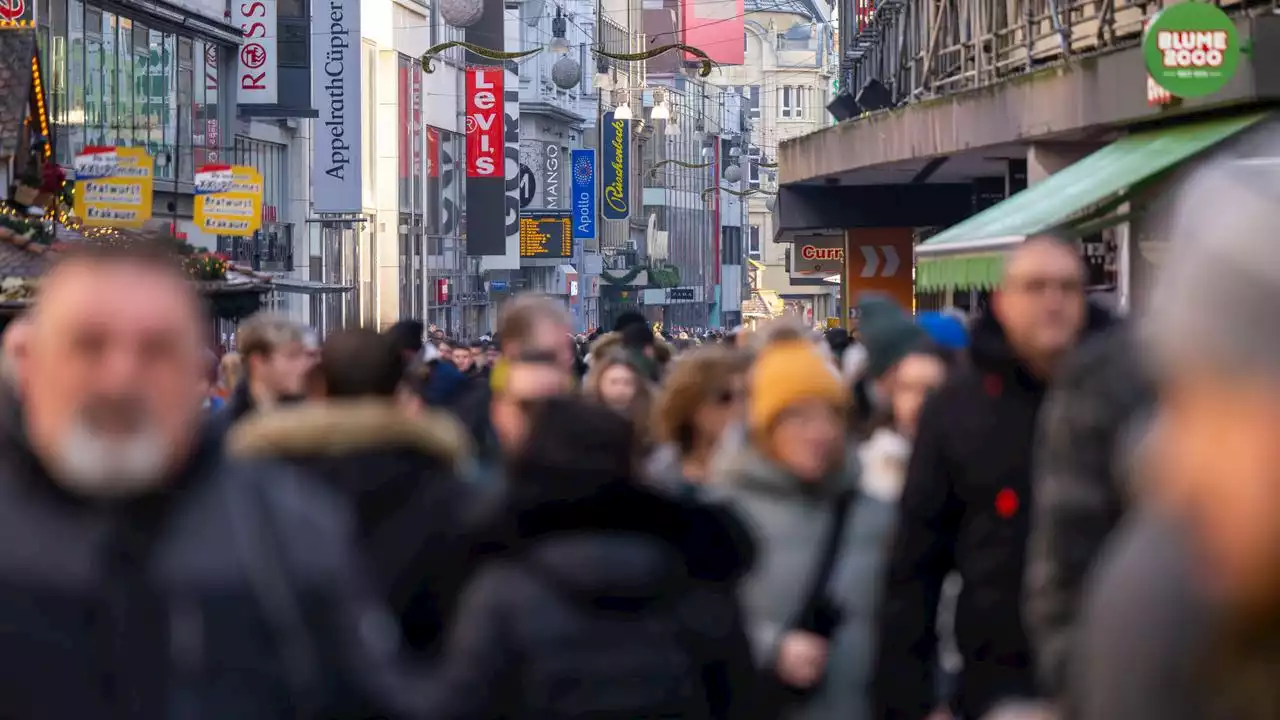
top-left (228, 400), bottom-right (480, 659)
top-left (0, 406), bottom-right (425, 719)
top-left (873, 306), bottom-right (1112, 720)
top-left (429, 483), bottom-right (757, 720)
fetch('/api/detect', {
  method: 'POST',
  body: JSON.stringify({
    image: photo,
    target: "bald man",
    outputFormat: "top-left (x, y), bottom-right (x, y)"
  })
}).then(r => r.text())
top-left (0, 239), bottom-right (423, 718)
top-left (874, 234), bottom-right (1112, 720)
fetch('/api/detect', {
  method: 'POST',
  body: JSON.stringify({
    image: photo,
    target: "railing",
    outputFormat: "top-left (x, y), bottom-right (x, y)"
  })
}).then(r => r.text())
top-left (840, 0), bottom-right (1273, 106)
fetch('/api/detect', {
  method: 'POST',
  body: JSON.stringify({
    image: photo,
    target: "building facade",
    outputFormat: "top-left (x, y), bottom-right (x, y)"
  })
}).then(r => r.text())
top-left (708, 0), bottom-right (838, 325)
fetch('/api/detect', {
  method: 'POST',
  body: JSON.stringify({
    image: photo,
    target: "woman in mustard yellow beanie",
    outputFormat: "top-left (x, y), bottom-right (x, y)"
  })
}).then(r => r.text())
top-left (712, 339), bottom-right (864, 720)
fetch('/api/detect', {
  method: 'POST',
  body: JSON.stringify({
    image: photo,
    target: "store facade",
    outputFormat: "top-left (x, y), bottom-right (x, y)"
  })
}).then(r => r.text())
top-left (39, 0), bottom-right (238, 217)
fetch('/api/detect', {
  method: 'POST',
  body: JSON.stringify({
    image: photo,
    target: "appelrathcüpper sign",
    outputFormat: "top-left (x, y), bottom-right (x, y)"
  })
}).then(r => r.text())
top-left (73, 146), bottom-right (154, 229)
top-left (194, 164), bottom-right (264, 237)
top-left (1143, 2), bottom-right (1239, 99)
top-left (601, 111), bottom-right (630, 220)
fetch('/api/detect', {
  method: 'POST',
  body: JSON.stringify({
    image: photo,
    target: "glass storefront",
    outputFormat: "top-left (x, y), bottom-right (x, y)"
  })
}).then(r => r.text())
top-left (397, 54), bottom-right (424, 321)
top-left (45, 0), bottom-right (230, 182)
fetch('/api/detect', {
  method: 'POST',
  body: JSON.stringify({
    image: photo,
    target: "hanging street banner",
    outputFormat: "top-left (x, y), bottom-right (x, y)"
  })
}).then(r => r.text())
top-left (194, 164), bottom-right (264, 237)
top-left (600, 112), bottom-right (630, 221)
top-left (466, 66), bottom-right (504, 178)
top-left (310, 0), bottom-right (362, 213)
top-left (571, 149), bottom-right (596, 240)
top-left (73, 146), bottom-right (154, 229)
top-left (233, 0), bottom-right (278, 104)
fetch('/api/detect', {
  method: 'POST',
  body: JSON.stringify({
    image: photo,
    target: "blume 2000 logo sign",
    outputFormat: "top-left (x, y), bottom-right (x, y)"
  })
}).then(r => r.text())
top-left (1143, 2), bottom-right (1239, 99)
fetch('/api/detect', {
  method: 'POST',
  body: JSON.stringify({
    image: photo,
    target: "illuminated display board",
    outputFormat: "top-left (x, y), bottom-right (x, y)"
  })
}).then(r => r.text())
top-left (520, 211), bottom-right (574, 259)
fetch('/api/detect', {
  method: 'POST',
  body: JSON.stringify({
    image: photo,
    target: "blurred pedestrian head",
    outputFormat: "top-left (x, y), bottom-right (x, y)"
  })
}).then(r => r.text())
top-left (498, 294), bottom-right (574, 371)
top-left (218, 351), bottom-right (243, 396)
top-left (386, 320), bottom-right (424, 362)
top-left (237, 312), bottom-right (311, 401)
top-left (654, 345), bottom-right (749, 459)
top-left (21, 235), bottom-right (208, 496)
top-left (510, 394), bottom-right (638, 493)
top-left (490, 349), bottom-right (573, 453)
top-left (748, 340), bottom-right (849, 481)
top-left (584, 350), bottom-right (653, 437)
top-left (992, 234), bottom-right (1087, 368)
top-left (612, 310), bottom-right (648, 335)
top-left (858, 295), bottom-right (930, 381)
top-left (1144, 155), bottom-right (1280, 621)
top-left (313, 328), bottom-right (405, 399)
top-left (745, 318), bottom-right (810, 355)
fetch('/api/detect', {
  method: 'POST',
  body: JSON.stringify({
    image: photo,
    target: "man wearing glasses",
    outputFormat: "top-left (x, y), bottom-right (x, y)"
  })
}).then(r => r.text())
top-left (874, 234), bottom-right (1108, 720)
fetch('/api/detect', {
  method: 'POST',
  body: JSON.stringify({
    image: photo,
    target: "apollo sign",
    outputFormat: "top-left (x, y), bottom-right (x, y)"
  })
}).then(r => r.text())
top-left (466, 67), bottom-right (503, 178)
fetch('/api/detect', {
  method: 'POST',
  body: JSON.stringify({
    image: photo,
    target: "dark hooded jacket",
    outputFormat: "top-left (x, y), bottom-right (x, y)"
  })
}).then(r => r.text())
top-left (227, 400), bottom-right (480, 658)
top-left (0, 403), bottom-right (426, 719)
top-left (873, 306), bottom-right (1113, 720)
top-left (428, 482), bottom-right (758, 720)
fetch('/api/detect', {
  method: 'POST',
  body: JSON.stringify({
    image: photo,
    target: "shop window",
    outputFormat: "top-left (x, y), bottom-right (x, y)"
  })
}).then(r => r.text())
top-left (748, 225), bottom-right (761, 260)
top-left (178, 37), bottom-right (193, 181)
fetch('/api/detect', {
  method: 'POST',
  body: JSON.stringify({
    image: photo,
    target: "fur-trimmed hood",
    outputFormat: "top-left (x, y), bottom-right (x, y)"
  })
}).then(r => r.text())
top-left (226, 399), bottom-right (469, 468)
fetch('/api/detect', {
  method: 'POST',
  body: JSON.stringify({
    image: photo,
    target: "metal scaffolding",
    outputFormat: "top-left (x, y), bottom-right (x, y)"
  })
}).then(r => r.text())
top-left (839, 0), bottom-right (1273, 105)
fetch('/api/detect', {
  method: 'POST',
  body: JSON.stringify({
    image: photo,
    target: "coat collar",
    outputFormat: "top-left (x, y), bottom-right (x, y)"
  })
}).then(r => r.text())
top-left (226, 399), bottom-right (469, 469)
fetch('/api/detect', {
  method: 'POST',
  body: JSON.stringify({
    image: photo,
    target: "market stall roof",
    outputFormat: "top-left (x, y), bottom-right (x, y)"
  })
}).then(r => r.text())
top-left (268, 277), bottom-right (355, 295)
top-left (0, 27), bottom-right (43, 161)
top-left (915, 112), bottom-right (1271, 291)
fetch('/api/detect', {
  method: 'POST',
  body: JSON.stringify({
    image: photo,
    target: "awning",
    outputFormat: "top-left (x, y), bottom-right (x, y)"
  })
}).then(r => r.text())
top-left (915, 112), bottom-right (1269, 291)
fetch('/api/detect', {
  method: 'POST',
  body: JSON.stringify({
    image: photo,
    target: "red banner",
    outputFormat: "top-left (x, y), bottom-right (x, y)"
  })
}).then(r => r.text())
top-left (465, 66), bottom-right (503, 178)
top-left (682, 0), bottom-right (745, 66)
top-left (427, 127), bottom-right (440, 178)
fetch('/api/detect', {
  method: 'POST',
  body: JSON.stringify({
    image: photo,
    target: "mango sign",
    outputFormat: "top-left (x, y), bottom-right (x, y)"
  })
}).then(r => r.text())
top-left (194, 164), bottom-right (264, 237)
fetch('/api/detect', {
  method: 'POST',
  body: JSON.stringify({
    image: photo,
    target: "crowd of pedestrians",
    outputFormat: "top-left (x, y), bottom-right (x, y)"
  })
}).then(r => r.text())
top-left (2, 156), bottom-right (1280, 719)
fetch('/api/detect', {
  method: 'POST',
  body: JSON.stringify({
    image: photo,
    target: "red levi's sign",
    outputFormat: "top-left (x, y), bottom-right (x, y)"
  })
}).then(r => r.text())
top-left (465, 66), bottom-right (503, 178)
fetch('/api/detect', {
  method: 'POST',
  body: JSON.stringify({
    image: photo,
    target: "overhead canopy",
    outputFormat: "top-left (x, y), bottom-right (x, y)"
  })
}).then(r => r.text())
top-left (915, 112), bottom-right (1270, 291)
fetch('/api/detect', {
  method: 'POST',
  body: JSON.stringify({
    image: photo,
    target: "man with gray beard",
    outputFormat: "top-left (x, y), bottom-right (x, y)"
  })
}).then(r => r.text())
top-left (0, 237), bottom-right (424, 719)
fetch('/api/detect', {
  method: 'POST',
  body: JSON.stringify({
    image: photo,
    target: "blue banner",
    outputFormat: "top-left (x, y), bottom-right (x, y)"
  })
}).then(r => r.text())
top-left (571, 149), bottom-right (596, 240)
top-left (600, 112), bottom-right (630, 220)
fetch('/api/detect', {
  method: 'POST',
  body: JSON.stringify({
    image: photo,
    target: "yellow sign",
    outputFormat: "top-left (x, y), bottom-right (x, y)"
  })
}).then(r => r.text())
top-left (73, 146), bottom-right (154, 229)
top-left (194, 165), bottom-right (264, 237)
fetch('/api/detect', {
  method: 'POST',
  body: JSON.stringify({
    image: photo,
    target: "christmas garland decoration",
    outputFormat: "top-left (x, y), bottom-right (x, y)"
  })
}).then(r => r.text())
top-left (647, 159), bottom-right (714, 178)
top-left (421, 42), bottom-right (542, 73)
top-left (701, 186), bottom-right (773, 201)
top-left (758, 160), bottom-right (779, 168)
top-left (592, 44), bottom-right (714, 77)
top-left (601, 267), bottom-right (644, 285)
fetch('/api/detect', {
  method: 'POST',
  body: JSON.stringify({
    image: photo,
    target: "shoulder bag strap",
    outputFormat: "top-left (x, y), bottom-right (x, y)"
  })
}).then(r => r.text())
top-left (789, 488), bottom-right (856, 628)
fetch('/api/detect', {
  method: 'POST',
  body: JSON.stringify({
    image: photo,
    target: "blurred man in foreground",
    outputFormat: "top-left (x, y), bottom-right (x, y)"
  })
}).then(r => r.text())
top-left (0, 238), bottom-right (420, 718)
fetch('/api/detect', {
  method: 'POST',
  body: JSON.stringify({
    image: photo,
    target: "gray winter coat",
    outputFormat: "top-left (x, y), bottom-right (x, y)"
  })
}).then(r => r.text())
top-left (1065, 510), bottom-right (1210, 720)
top-left (712, 441), bottom-right (890, 720)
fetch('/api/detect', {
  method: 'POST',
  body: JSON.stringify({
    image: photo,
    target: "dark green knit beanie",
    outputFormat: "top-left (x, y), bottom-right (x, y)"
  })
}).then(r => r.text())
top-left (858, 294), bottom-right (928, 380)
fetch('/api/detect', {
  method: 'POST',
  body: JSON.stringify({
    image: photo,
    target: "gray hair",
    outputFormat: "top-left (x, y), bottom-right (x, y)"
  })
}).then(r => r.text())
top-left (1144, 154), bottom-right (1280, 379)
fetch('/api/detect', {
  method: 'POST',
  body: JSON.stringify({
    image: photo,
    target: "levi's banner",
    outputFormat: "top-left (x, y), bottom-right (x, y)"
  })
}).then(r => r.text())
top-left (194, 164), bottom-right (264, 237)
top-left (570, 149), bottom-right (596, 240)
top-left (73, 146), bottom-right (153, 229)
top-left (600, 112), bottom-right (630, 221)
top-left (466, 66), bottom-right (503, 178)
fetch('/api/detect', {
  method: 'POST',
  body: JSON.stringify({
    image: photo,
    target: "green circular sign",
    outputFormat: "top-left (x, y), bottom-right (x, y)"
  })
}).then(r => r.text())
top-left (1144, 2), bottom-right (1239, 98)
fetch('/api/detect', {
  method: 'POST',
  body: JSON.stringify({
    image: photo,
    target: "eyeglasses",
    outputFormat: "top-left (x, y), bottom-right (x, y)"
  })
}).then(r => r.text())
top-left (1005, 276), bottom-right (1085, 296)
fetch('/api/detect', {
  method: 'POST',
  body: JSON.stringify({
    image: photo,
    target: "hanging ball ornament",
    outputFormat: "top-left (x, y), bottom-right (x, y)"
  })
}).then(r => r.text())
top-left (722, 163), bottom-right (744, 184)
top-left (551, 56), bottom-right (582, 90)
top-left (440, 0), bottom-right (483, 28)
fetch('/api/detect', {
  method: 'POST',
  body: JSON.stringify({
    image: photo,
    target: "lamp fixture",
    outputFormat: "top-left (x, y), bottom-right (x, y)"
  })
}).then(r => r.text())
top-left (650, 87), bottom-right (670, 121)
top-left (664, 120), bottom-right (680, 136)
top-left (549, 8), bottom-right (570, 54)
top-left (592, 57), bottom-right (613, 91)
top-left (613, 94), bottom-right (633, 120)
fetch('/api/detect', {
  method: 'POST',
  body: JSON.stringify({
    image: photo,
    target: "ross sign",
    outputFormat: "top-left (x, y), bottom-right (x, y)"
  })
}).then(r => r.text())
top-left (73, 146), bottom-right (153, 229)
top-left (518, 163), bottom-right (537, 208)
top-left (1143, 2), bottom-right (1239, 99)
top-left (466, 66), bottom-right (504, 178)
top-left (570, 149), bottom-right (595, 240)
top-left (848, 227), bottom-right (915, 311)
top-left (600, 112), bottom-right (630, 220)
top-left (311, 0), bottom-right (361, 212)
top-left (520, 211), bottom-right (573, 259)
top-left (233, 0), bottom-right (277, 104)
top-left (790, 234), bottom-right (844, 282)
top-left (0, 0), bottom-right (33, 26)
top-left (194, 164), bottom-right (264, 237)
top-left (543, 143), bottom-right (562, 208)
